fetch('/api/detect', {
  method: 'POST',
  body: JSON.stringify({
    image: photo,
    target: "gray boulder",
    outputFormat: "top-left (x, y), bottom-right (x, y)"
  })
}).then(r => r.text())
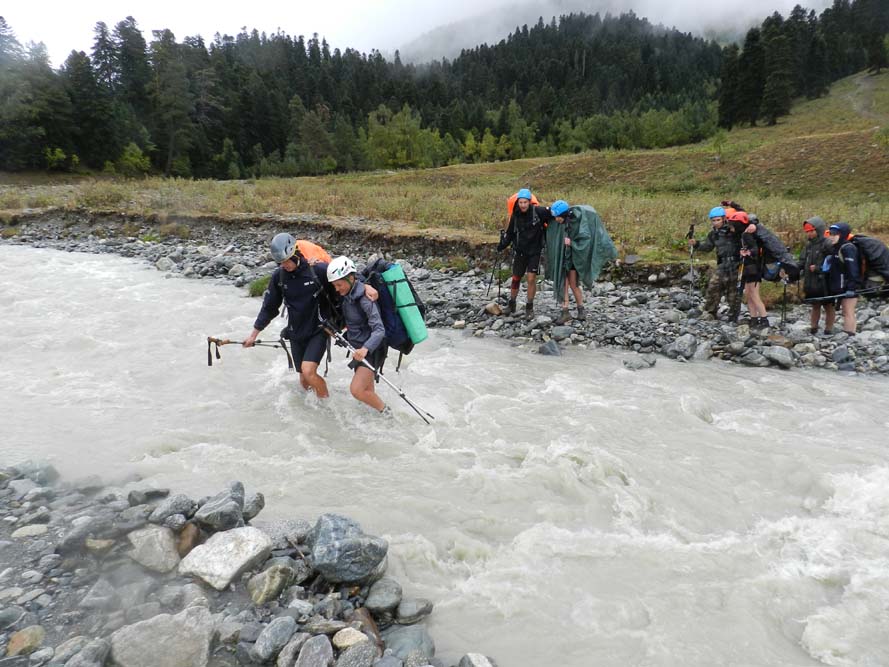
top-left (396, 599), bottom-right (433, 625)
top-left (276, 633), bottom-right (311, 667)
top-left (537, 340), bottom-right (561, 357)
top-left (365, 577), bottom-right (402, 614)
top-left (193, 482), bottom-right (245, 531)
top-left (110, 606), bottom-right (213, 667)
top-left (127, 525), bottom-right (180, 573)
top-left (178, 526), bottom-right (272, 590)
top-left (148, 494), bottom-right (197, 523)
top-left (763, 346), bottom-right (795, 369)
top-left (65, 639), bottom-right (111, 667)
top-left (380, 625), bottom-right (434, 661)
top-left (79, 579), bottom-right (119, 610)
top-left (308, 515), bottom-right (388, 584)
top-left (294, 634), bottom-right (334, 667)
top-left (458, 655), bottom-right (496, 667)
top-left (248, 565), bottom-right (295, 605)
top-left (665, 334), bottom-right (697, 360)
top-left (243, 492), bottom-right (265, 522)
top-left (251, 616), bottom-right (297, 663)
top-left (334, 641), bottom-right (376, 667)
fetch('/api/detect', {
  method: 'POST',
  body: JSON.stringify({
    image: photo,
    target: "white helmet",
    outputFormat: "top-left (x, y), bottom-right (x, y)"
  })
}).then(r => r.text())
top-left (327, 256), bottom-right (356, 282)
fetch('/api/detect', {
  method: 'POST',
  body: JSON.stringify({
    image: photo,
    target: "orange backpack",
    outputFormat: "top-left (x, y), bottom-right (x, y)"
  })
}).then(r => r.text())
top-left (295, 240), bottom-right (332, 264)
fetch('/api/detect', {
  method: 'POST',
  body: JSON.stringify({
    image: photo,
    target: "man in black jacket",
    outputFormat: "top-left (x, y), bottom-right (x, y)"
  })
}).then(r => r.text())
top-left (689, 206), bottom-right (741, 321)
top-left (497, 188), bottom-right (553, 318)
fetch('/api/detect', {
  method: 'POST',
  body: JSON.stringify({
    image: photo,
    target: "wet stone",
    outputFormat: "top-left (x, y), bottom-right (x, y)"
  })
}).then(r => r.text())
top-left (251, 616), bottom-right (297, 662)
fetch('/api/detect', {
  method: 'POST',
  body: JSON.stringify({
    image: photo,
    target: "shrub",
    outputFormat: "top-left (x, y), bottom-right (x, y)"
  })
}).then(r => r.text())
top-left (1, 227), bottom-right (21, 238)
top-left (117, 143), bottom-right (151, 177)
top-left (158, 222), bottom-right (191, 239)
top-left (248, 275), bottom-right (270, 297)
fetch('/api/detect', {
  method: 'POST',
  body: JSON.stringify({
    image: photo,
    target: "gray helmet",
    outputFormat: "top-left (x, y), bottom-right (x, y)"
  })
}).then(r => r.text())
top-left (270, 233), bottom-right (297, 263)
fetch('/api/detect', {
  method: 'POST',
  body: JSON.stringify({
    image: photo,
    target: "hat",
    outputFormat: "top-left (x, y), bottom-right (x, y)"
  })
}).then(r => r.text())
top-left (803, 222), bottom-right (816, 233)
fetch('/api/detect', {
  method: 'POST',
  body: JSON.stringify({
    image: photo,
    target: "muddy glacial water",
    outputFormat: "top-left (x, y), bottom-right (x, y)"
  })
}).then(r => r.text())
top-left (3, 245), bottom-right (889, 667)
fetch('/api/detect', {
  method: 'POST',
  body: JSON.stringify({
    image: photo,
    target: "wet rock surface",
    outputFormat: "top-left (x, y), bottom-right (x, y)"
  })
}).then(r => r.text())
top-left (0, 461), bottom-right (470, 667)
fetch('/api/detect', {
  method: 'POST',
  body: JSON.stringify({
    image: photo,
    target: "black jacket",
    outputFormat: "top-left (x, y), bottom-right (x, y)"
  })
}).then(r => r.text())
top-left (253, 261), bottom-right (331, 340)
top-left (694, 225), bottom-right (740, 274)
top-left (499, 205), bottom-right (553, 256)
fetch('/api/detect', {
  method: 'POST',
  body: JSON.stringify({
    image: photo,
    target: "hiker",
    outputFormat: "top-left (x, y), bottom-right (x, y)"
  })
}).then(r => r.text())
top-left (688, 206), bottom-right (741, 321)
top-left (243, 234), bottom-right (377, 397)
top-left (727, 210), bottom-right (769, 328)
top-left (826, 222), bottom-right (861, 335)
top-left (497, 188), bottom-right (553, 318)
top-left (799, 216), bottom-right (835, 334)
top-left (327, 256), bottom-right (388, 413)
top-left (545, 200), bottom-right (618, 325)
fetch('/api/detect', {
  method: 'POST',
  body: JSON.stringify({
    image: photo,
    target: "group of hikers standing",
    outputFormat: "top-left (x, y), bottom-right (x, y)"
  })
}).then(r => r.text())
top-left (688, 201), bottom-right (889, 333)
top-left (497, 188), bottom-right (617, 325)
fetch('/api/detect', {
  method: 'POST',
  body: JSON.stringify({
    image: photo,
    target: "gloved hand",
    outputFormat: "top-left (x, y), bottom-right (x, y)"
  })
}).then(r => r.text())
top-left (496, 230), bottom-right (509, 252)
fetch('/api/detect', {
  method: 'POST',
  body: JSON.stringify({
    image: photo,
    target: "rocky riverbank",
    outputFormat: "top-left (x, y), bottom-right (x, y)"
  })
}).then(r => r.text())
top-left (4, 210), bottom-right (889, 374)
top-left (0, 460), bottom-right (496, 667)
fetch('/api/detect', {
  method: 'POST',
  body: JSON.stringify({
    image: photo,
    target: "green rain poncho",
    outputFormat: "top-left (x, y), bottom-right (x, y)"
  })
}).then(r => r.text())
top-left (544, 204), bottom-right (618, 297)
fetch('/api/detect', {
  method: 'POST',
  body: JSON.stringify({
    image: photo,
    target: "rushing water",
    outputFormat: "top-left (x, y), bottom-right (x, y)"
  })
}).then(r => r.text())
top-left (3, 244), bottom-right (889, 666)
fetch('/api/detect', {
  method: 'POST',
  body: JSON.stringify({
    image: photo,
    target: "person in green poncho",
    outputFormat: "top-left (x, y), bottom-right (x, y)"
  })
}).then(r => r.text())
top-left (545, 200), bottom-right (619, 325)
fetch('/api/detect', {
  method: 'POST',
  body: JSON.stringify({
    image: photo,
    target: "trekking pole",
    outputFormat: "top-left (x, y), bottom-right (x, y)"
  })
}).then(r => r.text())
top-left (781, 278), bottom-right (788, 331)
top-left (685, 222), bottom-right (696, 298)
top-left (320, 323), bottom-right (435, 424)
top-left (206, 336), bottom-right (295, 370)
top-left (486, 260), bottom-right (497, 296)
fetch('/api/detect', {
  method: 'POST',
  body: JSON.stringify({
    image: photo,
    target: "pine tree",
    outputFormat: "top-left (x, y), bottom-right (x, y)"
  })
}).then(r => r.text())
top-left (736, 28), bottom-right (766, 126)
top-left (760, 33), bottom-right (795, 125)
top-left (717, 44), bottom-right (741, 129)
top-left (62, 50), bottom-right (118, 167)
top-left (147, 29), bottom-right (193, 174)
top-left (114, 17), bottom-right (150, 116)
top-left (91, 22), bottom-right (117, 91)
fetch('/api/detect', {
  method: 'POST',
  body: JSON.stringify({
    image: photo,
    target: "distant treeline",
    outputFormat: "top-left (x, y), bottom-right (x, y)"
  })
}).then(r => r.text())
top-left (718, 0), bottom-right (889, 127)
top-left (0, 2), bottom-right (886, 178)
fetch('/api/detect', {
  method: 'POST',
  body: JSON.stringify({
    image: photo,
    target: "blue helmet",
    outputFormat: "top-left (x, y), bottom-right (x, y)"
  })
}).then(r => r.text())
top-left (516, 188), bottom-right (532, 201)
top-left (709, 206), bottom-right (726, 219)
top-left (551, 200), bottom-right (570, 217)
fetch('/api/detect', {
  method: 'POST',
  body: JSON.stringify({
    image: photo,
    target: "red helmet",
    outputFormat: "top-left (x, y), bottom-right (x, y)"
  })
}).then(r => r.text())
top-left (727, 210), bottom-right (748, 225)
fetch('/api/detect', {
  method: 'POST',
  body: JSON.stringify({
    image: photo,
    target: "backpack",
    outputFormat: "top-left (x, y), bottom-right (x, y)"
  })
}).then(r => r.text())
top-left (362, 259), bottom-right (427, 370)
top-left (295, 240), bottom-right (332, 264)
top-left (850, 235), bottom-right (889, 283)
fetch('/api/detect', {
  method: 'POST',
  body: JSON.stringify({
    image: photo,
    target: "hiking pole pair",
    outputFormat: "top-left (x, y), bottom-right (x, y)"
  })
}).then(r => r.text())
top-left (320, 322), bottom-right (435, 425)
top-left (206, 336), bottom-right (295, 370)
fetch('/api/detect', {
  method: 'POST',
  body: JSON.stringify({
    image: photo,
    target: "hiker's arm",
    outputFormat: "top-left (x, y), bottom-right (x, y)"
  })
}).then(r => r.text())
top-left (364, 284), bottom-right (379, 302)
top-left (251, 269), bottom-right (283, 335)
top-left (360, 296), bottom-right (386, 353)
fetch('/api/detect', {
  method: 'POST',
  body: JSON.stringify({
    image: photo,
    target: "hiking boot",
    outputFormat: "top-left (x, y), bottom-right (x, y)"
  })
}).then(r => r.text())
top-left (756, 317), bottom-right (771, 329)
top-left (525, 301), bottom-right (534, 319)
top-left (555, 308), bottom-right (571, 325)
top-left (504, 299), bottom-right (516, 315)
top-left (576, 306), bottom-right (586, 321)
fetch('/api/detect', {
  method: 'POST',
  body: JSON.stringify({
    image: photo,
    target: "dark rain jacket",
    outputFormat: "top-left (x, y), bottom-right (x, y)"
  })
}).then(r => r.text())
top-left (798, 216), bottom-right (831, 298)
top-left (694, 225), bottom-right (740, 276)
top-left (828, 241), bottom-right (863, 294)
top-left (500, 205), bottom-right (553, 256)
top-left (253, 261), bottom-right (330, 341)
top-left (340, 280), bottom-right (385, 352)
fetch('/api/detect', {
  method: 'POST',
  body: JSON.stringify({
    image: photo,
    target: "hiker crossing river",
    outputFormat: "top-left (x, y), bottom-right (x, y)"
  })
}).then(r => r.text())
top-left (3, 244), bottom-right (889, 666)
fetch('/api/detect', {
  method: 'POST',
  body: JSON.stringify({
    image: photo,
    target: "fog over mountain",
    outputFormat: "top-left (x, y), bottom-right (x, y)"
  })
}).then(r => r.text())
top-left (398, 0), bottom-right (834, 62)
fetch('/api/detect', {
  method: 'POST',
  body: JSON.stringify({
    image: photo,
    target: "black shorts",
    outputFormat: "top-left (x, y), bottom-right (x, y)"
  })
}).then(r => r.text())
top-left (289, 330), bottom-right (327, 369)
top-left (741, 261), bottom-right (761, 286)
top-left (512, 252), bottom-right (541, 276)
top-left (348, 345), bottom-right (389, 373)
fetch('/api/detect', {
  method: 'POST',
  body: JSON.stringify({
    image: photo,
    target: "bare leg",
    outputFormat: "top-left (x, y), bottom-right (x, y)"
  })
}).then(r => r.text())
top-left (824, 304), bottom-right (836, 332)
top-left (744, 283), bottom-right (766, 318)
top-left (350, 366), bottom-right (385, 411)
top-left (527, 272), bottom-right (537, 302)
top-left (299, 361), bottom-right (329, 398)
top-left (810, 304), bottom-right (822, 331)
top-left (568, 270), bottom-right (583, 308)
top-left (841, 298), bottom-right (857, 334)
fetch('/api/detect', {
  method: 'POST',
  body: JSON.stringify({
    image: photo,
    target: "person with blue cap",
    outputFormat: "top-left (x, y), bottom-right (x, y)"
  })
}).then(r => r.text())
top-left (825, 222), bottom-right (861, 336)
top-left (687, 206), bottom-right (742, 321)
top-left (497, 187), bottom-right (554, 318)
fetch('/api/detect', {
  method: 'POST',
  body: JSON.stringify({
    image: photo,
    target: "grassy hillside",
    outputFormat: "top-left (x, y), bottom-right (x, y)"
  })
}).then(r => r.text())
top-left (1, 71), bottom-right (887, 261)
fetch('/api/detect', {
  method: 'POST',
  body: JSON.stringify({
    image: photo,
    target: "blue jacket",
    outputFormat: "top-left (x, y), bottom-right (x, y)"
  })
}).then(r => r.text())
top-left (341, 280), bottom-right (385, 352)
top-left (253, 261), bottom-right (330, 341)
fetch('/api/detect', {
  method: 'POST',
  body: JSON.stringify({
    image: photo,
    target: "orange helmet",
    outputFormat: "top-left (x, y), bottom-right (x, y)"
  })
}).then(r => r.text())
top-left (727, 210), bottom-right (748, 225)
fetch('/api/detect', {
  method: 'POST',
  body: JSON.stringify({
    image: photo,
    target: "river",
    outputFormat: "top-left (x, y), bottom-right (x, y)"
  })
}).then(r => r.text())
top-left (2, 244), bottom-right (888, 666)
